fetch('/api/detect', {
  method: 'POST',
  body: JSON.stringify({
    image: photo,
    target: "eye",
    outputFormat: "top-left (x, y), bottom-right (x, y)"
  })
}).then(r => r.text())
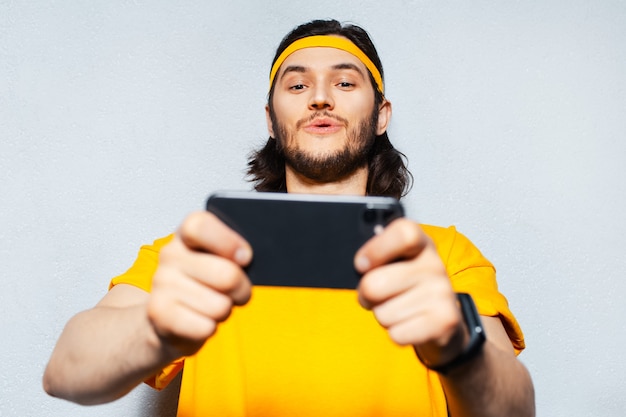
top-left (290, 84), bottom-right (306, 91)
top-left (337, 81), bottom-right (355, 89)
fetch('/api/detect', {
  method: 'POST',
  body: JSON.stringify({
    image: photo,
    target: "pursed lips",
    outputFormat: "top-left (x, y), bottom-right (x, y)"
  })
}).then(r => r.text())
top-left (301, 117), bottom-right (344, 135)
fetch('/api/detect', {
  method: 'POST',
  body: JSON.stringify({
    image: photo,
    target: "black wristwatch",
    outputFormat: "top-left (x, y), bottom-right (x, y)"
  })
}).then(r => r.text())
top-left (419, 293), bottom-right (486, 375)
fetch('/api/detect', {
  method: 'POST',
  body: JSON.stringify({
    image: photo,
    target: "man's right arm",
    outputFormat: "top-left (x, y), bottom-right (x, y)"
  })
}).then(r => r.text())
top-left (43, 285), bottom-right (173, 405)
top-left (43, 212), bottom-right (253, 405)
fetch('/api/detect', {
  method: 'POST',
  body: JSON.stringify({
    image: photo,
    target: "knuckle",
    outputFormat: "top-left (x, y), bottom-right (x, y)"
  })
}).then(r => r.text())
top-left (178, 211), bottom-right (218, 249)
top-left (215, 263), bottom-right (244, 293)
top-left (151, 265), bottom-right (178, 291)
top-left (147, 299), bottom-right (174, 335)
top-left (158, 240), bottom-right (184, 266)
top-left (373, 307), bottom-right (393, 328)
top-left (200, 319), bottom-right (218, 340)
top-left (388, 325), bottom-right (412, 346)
top-left (430, 296), bottom-right (463, 339)
top-left (210, 295), bottom-right (234, 322)
top-left (158, 247), bottom-right (174, 265)
top-left (148, 270), bottom-right (168, 294)
top-left (358, 274), bottom-right (385, 304)
top-left (231, 282), bottom-right (252, 306)
top-left (396, 221), bottom-right (423, 247)
top-left (440, 309), bottom-right (461, 335)
top-left (178, 211), bottom-right (205, 236)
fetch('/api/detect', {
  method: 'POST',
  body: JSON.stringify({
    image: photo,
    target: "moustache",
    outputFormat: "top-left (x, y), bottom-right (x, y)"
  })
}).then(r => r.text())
top-left (296, 111), bottom-right (349, 130)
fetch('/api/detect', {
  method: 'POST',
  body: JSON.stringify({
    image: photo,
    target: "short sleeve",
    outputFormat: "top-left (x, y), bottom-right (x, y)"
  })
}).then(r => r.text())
top-left (109, 234), bottom-right (174, 292)
top-left (422, 225), bottom-right (526, 354)
top-left (143, 358), bottom-right (185, 390)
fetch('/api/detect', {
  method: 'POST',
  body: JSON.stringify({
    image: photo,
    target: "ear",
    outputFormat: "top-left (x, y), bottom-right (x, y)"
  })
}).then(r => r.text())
top-left (375, 99), bottom-right (392, 136)
top-left (265, 104), bottom-right (275, 138)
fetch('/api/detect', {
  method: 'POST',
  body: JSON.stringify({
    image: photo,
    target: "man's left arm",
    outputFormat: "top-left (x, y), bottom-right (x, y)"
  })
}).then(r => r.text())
top-left (439, 315), bottom-right (535, 417)
top-left (354, 219), bottom-right (535, 417)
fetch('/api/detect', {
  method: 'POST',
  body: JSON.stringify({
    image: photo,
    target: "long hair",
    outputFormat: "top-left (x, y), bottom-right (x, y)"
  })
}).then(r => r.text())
top-left (247, 19), bottom-right (413, 199)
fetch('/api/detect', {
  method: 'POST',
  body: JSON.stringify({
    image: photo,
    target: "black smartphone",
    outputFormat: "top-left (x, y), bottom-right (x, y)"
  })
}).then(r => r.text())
top-left (205, 191), bottom-right (404, 289)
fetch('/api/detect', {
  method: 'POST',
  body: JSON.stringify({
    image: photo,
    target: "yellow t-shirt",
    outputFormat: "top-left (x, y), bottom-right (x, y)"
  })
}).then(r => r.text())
top-left (110, 225), bottom-right (525, 417)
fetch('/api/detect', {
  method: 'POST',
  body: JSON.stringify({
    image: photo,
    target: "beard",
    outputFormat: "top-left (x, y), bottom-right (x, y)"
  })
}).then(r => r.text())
top-left (270, 108), bottom-right (379, 183)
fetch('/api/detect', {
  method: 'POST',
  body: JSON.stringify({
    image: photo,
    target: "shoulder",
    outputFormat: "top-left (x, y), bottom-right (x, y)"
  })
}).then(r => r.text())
top-left (420, 224), bottom-right (494, 273)
top-left (420, 223), bottom-right (457, 242)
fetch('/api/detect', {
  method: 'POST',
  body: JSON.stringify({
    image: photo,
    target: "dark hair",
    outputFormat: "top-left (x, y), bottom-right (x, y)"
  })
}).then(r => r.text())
top-left (247, 19), bottom-right (413, 199)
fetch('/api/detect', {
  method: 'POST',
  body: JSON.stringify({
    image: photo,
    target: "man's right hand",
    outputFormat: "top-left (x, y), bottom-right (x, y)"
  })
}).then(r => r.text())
top-left (43, 211), bottom-right (252, 405)
top-left (147, 211), bottom-right (253, 359)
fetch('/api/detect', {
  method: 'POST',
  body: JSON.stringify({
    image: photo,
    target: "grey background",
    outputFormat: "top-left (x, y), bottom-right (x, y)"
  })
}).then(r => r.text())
top-left (2, 1), bottom-right (625, 416)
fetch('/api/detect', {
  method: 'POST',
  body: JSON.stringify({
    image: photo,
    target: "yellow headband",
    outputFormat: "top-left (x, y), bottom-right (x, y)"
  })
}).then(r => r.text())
top-left (269, 35), bottom-right (384, 94)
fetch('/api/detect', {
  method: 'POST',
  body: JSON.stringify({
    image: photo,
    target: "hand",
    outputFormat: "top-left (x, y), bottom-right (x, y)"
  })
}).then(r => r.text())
top-left (354, 218), bottom-right (469, 367)
top-left (147, 211), bottom-right (253, 359)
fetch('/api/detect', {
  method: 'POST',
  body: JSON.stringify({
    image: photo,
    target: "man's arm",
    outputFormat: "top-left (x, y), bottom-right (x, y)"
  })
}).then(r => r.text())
top-left (355, 219), bottom-right (535, 417)
top-left (440, 316), bottom-right (535, 417)
top-left (43, 212), bottom-right (253, 405)
top-left (43, 285), bottom-right (171, 405)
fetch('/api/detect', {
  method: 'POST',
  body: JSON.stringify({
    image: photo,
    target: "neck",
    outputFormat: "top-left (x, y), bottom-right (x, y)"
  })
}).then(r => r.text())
top-left (285, 164), bottom-right (368, 196)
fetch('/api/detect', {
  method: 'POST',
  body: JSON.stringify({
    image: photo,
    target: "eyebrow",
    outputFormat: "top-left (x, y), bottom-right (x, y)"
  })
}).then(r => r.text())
top-left (331, 63), bottom-right (366, 78)
top-left (278, 62), bottom-right (367, 82)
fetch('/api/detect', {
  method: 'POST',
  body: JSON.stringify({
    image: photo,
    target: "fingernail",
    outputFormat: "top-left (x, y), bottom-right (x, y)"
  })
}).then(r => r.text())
top-left (355, 255), bottom-right (370, 272)
top-left (235, 247), bottom-right (252, 265)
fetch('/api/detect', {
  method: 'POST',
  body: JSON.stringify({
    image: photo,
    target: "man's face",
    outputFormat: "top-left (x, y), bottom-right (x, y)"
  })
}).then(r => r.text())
top-left (267, 46), bottom-right (387, 182)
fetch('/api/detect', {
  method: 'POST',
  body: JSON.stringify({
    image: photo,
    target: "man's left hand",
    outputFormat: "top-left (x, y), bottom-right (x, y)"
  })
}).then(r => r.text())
top-left (354, 218), bottom-right (469, 368)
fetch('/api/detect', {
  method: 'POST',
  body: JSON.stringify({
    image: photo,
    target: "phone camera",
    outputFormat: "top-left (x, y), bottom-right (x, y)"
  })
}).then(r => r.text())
top-left (363, 208), bottom-right (377, 223)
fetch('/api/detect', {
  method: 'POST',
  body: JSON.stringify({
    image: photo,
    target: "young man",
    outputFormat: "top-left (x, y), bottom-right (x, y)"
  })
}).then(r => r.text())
top-left (44, 20), bottom-right (535, 416)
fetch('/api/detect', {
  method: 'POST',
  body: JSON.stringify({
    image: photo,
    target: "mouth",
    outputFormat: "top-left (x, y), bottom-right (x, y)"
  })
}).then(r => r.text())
top-left (302, 117), bottom-right (343, 135)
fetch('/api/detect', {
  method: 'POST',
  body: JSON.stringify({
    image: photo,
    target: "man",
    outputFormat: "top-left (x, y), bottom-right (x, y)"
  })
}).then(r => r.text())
top-left (44, 19), bottom-right (535, 416)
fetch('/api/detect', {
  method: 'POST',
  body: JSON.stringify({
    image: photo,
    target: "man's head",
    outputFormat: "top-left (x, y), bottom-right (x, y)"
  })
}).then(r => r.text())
top-left (247, 19), bottom-right (412, 199)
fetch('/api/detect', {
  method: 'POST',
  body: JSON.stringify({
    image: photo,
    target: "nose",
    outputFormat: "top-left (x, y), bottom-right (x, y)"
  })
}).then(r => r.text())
top-left (308, 84), bottom-right (334, 110)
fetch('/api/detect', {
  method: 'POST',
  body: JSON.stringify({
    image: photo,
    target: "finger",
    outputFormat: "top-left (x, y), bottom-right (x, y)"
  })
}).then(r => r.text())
top-left (386, 314), bottom-right (436, 346)
top-left (153, 265), bottom-right (237, 322)
top-left (354, 219), bottom-right (429, 273)
top-left (359, 292), bottom-right (444, 346)
top-left (147, 294), bottom-right (218, 350)
top-left (369, 285), bottom-right (428, 328)
top-left (369, 279), bottom-right (456, 328)
top-left (159, 240), bottom-right (252, 306)
top-left (357, 261), bottom-right (420, 309)
top-left (357, 251), bottom-right (449, 306)
top-left (384, 299), bottom-right (461, 347)
top-left (177, 211), bottom-right (253, 267)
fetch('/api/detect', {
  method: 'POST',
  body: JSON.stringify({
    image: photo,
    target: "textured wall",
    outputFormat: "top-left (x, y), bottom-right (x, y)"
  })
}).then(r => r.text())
top-left (1, 1), bottom-right (625, 416)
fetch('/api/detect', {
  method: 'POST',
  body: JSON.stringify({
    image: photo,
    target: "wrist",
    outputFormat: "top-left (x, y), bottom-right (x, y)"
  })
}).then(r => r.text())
top-left (417, 293), bottom-right (486, 375)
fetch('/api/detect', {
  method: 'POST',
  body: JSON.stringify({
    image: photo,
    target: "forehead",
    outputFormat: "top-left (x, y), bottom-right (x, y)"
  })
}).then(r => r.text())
top-left (278, 47), bottom-right (369, 75)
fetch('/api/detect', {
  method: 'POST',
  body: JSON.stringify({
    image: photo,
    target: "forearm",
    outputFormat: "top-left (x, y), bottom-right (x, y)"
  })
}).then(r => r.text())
top-left (43, 304), bottom-right (174, 405)
top-left (440, 340), bottom-right (535, 417)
